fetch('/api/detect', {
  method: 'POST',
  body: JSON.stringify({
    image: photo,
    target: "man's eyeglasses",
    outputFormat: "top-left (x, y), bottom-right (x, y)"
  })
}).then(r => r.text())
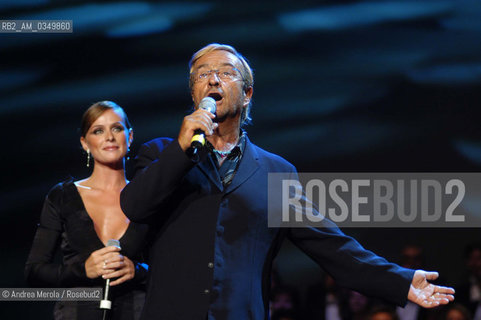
top-left (193, 67), bottom-right (243, 83)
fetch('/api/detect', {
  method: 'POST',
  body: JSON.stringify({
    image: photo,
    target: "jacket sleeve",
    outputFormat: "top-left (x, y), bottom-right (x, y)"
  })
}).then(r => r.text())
top-left (120, 138), bottom-right (196, 223)
top-left (284, 170), bottom-right (414, 307)
top-left (25, 185), bottom-right (92, 287)
top-left (288, 224), bottom-right (414, 306)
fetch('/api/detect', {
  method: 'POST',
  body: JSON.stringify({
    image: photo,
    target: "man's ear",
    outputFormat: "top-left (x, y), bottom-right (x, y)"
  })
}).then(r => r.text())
top-left (243, 86), bottom-right (253, 107)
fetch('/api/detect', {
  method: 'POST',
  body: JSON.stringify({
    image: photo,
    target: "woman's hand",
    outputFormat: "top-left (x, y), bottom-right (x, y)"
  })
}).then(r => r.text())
top-left (84, 246), bottom-right (122, 279)
top-left (84, 245), bottom-right (136, 286)
top-left (102, 255), bottom-right (135, 286)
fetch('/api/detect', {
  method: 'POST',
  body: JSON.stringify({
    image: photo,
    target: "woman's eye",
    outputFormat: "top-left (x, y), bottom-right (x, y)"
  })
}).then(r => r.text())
top-left (112, 126), bottom-right (123, 132)
top-left (93, 129), bottom-right (103, 134)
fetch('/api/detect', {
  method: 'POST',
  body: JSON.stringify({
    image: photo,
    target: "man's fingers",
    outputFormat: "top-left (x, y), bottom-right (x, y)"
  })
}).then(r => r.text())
top-left (423, 271), bottom-right (439, 281)
top-left (186, 114), bottom-right (214, 134)
top-left (434, 285), bottom-right (455, 294)
top-left (420, 291), bottom-right (455, 308)
top-left (433, 296), bottom-right (451, 305)
top-left (196, 113), bottom-right (215, 134)
top-left (442, 294), bottom-right (455, 302)
top-left (194, 107), bottom-right (215, 117)
top-left (409, 271), bottom-right (455, 308)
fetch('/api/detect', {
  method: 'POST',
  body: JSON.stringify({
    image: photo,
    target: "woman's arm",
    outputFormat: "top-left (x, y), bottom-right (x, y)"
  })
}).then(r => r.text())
top-left (25, 189), bottom-right (92, 287)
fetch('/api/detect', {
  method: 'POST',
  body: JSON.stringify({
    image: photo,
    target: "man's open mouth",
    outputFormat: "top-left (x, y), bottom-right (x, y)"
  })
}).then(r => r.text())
top-left (208, 92), bottom-right (223, 101)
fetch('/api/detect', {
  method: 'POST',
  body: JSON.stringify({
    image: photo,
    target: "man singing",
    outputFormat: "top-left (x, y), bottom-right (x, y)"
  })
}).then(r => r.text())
top-left (120, 43), bottom-right (454, 320)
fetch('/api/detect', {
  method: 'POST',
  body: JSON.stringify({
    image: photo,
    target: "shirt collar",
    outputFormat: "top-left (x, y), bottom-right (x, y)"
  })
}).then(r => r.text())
top-left (206, 130), bottom-right (246, 160)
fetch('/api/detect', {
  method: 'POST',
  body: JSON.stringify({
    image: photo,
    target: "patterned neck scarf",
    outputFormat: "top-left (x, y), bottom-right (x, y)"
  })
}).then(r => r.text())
top-left (206, 131), bottom-right (246, 187)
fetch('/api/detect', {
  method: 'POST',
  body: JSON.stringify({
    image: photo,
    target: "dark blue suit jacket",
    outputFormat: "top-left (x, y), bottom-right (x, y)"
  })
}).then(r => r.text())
top-left (120, 136), bottom-right (414, 320)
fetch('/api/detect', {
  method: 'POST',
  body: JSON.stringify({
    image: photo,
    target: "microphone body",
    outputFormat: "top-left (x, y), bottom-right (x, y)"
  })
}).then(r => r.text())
top-left (100, 239), bottom-right (121, 314)
top-left (188, 97), bottom-right (217, 160)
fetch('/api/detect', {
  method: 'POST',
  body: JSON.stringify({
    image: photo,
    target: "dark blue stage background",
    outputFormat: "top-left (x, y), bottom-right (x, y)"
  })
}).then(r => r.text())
top-left (1, 0), bottom-right (481, 318)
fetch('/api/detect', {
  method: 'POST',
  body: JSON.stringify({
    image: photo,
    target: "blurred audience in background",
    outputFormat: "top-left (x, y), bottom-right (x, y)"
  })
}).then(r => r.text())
top-left (369, 305), bottom-right (399, 320)
top-left (270, 285), bottom-right (302, 319)
top-left (435, 304), bottom-right (472, 320)
top-left (271, 308), bottom-right (300, 320)
top-left (273, 242), bottom-right (478, 320)
top-left (339, 289), bottom-right (373, 320)
top-left (455, 243), bottom-right (481, 320)
top-left (397, 244), bottom-right (427, 320)
top-left (305, 275), bottom-right (342, 320)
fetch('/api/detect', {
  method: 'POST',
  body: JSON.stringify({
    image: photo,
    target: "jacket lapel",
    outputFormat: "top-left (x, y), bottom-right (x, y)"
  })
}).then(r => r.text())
top-left (197, 152), bottom-right (223, 191)
top-left (225, 136), bottom-right (260, 194)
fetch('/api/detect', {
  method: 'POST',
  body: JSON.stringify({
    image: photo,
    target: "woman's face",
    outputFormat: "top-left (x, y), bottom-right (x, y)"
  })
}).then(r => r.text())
top-left (80, 109), bottom-right (133, 167)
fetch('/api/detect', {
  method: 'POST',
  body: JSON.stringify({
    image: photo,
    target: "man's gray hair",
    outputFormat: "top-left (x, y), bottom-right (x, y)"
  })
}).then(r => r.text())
top-left (189, 43), bottom-right (254, 126)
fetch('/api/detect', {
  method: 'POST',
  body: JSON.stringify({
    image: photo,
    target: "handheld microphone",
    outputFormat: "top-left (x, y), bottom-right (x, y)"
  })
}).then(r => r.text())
top-left (188, 97), bottom-right (217, 160)
top-left (100, 239), bottom-right (121, 316)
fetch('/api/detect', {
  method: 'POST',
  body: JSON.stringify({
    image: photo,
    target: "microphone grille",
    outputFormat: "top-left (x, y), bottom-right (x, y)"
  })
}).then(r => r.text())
top-left (106, 239), bottom-right (121, 249)
top-left (199, 97), bottom-right (216, 114)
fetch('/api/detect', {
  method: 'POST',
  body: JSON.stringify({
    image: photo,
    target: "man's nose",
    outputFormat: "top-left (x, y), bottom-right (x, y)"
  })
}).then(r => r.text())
top-left (208, 71), bottom-right (220, 85)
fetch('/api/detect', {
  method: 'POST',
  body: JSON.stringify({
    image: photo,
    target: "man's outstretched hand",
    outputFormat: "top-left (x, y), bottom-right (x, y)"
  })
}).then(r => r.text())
top-left (408, 270), bottom-right (455, 308)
